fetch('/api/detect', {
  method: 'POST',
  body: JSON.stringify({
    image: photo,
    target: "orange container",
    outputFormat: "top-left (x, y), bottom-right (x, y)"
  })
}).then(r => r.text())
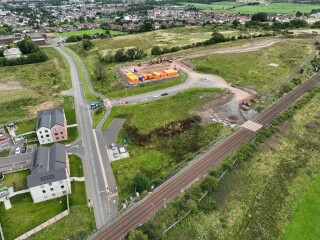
top-left (143, 74), bottom-right (148, 80)
top-left (160, 73), bottom-right (167, 78)
top-left (148, 74), bottom-right (153, 79)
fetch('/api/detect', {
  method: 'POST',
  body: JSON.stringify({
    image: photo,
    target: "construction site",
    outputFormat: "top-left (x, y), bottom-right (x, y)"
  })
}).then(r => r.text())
top-left (119, 58), bottom-right (181, 84)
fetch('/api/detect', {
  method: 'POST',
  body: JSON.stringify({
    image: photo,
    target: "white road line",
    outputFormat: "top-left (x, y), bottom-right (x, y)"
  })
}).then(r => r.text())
top-left (93, 129), bottom-right (110, 193)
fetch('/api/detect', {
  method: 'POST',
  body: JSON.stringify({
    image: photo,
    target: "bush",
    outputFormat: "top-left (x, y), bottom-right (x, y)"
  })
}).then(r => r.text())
top-left (82, 39), bottom-right (94, 50)
top-left (0, 51), bottom-right (48, 67)
top-left (132, 173), bottom-right (151, 193)
top-left (16, 39), bottom-right (39, 54)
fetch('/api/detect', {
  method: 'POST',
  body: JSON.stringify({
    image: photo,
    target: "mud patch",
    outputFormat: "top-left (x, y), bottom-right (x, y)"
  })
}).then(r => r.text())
top-left (196, 92), bottom-right (233, 122)
top-left (28, 100), bottom-right (61, 115)
top-left (0, 81), bottom-right (23, 91)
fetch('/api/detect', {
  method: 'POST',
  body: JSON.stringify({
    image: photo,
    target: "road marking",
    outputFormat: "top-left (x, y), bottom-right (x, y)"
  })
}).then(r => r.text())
top-left (241, 120), bottom-right (263, 132)
top-left (92, 129), bottom-right (110, 193)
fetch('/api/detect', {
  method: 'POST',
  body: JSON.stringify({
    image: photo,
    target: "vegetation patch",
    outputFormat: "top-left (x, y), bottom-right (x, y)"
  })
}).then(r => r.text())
top-left (55, 28), bottom-right (123, 38)
top-left (69, 155), bottom-right (84, 177)
top-left (0, 170), bottom-right (30, 191)
top-left (93, 106), bottom-right (106, 129)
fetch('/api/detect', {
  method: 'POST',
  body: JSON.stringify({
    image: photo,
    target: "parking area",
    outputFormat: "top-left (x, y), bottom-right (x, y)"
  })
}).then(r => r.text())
top-left (0, 127), bottom-right (12, 152)
top-left (107, 143), bottom-right (130, 162)
top-left (9, 145), bottom-right (36, 157)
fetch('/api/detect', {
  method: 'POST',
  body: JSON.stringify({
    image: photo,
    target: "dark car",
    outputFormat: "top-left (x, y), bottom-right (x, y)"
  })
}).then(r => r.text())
top-left (161, 93), bottom-right (168, 96)
top-left (21, 147), bottom-right (27, 154)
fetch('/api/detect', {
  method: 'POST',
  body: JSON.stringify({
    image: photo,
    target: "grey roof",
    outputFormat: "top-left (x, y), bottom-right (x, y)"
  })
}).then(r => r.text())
top-left (27, 143), bottom-right (67, 188)
top-left (3, 48), bottom-right (22, 56)
top-left (37, 108), bottom-right (65, 130)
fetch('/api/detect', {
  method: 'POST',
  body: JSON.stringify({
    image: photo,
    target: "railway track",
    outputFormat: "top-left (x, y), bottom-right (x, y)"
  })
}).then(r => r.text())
top-left (89, 73), bottom-right (320, 240)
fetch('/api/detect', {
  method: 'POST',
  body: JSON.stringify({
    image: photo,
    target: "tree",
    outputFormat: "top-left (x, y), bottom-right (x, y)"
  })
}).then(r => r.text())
top-left (82, 39), bottom-right (94, 50)
top-left (211, 31), bottom-right (226, 43)
top-left (186, 199), bottom-right (197, 211)
top-left (312, 21), bottom-right (320, 28)
top-left (251, 12), bottom-right (268, 22)
top-left (151, 46), bottom-right (162, 55)
top-left (232, 19), bottom-right (240, 28)
top-left (128, 230), bottom-right (148, 240)
top-left (201, 176), bottom-right (218, 192)
top-left (140, 19), bottom-right (153, 32)
top-left (141, 221), bottom-right (164, 240)
top-left (95, 62), bottom-right (106, 85)
top-left (105, 29), bottom-right (111, 36)
top-left (79, 16), bottom-right (85, 23)
top-left (132, 173), bottom-right (151, 193)
top-left (296, 11), bottom-right (303, 18)
top-left (16, 39), bottom-right (39, 54)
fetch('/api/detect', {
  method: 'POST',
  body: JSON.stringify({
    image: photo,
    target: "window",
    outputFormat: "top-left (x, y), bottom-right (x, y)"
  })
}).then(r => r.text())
top-left (60, 127), bottom-right (63, 131)
top-left (49, 183), bottom-right (52, 186)
top-left (44, 195), bottom-right (48, 199)
top-left (54, 128), bottom-right (57, 132)
top-left (48, 139), bottom-right (51, 142)
top-left (42, 190), bottom-right (46, 193)
top-left (45, 130), bottom-right (48, 133)
top-left (40, 185), bottom-right (44, 188)
top-left (39, 131), bottom-right (42, 134)
top-left (42, 140), bottom-right (45, 143)
top-left (62, 136), bottom-right (64, 139)
top-left (46, 134), bottom-right (49, 137)
top-left (56, 137), bottom-right (59, 140)
top-left (55, 133), bottom-right (58, 136)
top-left (59, 180), bottom-right (63, 184)
top-left (41, 135), bottom-right (44, 138)
top-left (62, 191), bottom-right (66, 194)
top-left (61, 185), bottom-right (64, 189)
top-left (50, 188), bottom-right (54, 191)
top-left (52, 193), bottom-right (56, 197)
top-left (60, 132), bottom-right (63, 134)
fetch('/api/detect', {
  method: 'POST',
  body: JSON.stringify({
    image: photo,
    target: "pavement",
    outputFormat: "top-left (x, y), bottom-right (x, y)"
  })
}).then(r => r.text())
top-left (57, 46), bottom-right (118, 229)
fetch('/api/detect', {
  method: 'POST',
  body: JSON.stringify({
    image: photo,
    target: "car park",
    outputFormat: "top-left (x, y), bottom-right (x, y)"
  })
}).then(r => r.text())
top-left (161, 93), bottom-right (168, 96)
top-left (15, 148), bottom-right (21, 155)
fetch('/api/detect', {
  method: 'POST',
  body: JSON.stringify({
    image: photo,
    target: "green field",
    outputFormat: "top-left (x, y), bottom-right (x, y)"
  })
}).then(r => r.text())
top-left (0, 194), bottom-right (67, 240)
top-left (143, 89), bottom-right (320, 240)
top-left (106, 89), bottom-right (229, 200)
top-left (55, 29), bottom-right (124, 38)
top-left (0, 47), bottom-right (71, 124)
top-left (281, 172), bottom-right (320, 240)
top-left (190, 40), bottom-right (313, 92)
top-left (181, 2), bottom-right (320, 14)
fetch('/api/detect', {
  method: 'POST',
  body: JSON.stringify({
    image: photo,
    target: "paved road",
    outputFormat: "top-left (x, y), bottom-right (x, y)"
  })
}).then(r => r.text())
top-left (57, 47), bottom-right (118, 229)
top-left (0, 153), bottom-right (33, 173)
top-left (89, 73), bottom-right (320, 239)
top-left (104, 119), bottom-right (126, 146)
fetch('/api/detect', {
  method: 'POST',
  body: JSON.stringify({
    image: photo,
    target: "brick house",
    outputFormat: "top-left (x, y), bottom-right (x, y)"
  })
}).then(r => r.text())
top-left (27, 143), bottom-right (71, 203)
top-left (36, 108), bottom-right (68, 145)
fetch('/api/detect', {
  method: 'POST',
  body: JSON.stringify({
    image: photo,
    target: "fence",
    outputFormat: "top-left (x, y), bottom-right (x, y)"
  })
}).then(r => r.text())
top-left (14, 209), bottom-right (69, 240)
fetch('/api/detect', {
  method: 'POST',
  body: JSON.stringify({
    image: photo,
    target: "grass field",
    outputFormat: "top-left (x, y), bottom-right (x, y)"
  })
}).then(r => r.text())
top-left (161, 90), bottom-right (320, 240)
top-left (0, 170), bottom-right (30, 191)
top-left (280, 172), bottom-right (320, 240)
top-left (55, 29), bottom-right (124, 38)
top-left (181, 2), bottom-right (320, 14)
top-left (69, 155), bottom-right (84, 177)
top-left (0, 194), bottom-right (67, 240)
top-left (190, 40), bottom-right (313, 92)
top-left (93, 106), bottom-right (106, 129)
top-left (106, 89), bottom-right (229, 200)
top-left (0, 47), bottom-right (71, 124)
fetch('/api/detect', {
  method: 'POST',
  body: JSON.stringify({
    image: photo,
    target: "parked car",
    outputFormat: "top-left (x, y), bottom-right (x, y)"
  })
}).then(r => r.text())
top-left (161, 93), bottom-right (168, 96)
top-left (15, 148), bottom-right (21, 155)
top-left (0, 136), bottom-right (6, 141)
top-left (111, 143), bottom-right (116, 150)
top-left (152, 95), bottom-right (160, 98)
top-left (113, 152), bottom-right (119, 158)
top-left (123, 101), bottom-right (129, 104)
top-left (21, 147), bottom-right (27, 154)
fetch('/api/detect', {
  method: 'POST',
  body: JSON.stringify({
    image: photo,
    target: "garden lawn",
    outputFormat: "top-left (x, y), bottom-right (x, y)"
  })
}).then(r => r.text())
top-left (69, 155), bottom-right (84, 177)
top-left (191, 40), bottom-right (313, 92)
top-left (0, 47), bottom-right (71, 124)
top-left (55, 29), bottom-right (124, 38)
top-left (0, 170), bottom-right (30, 190)
top-left (0, 193), bottom-right (67, 240)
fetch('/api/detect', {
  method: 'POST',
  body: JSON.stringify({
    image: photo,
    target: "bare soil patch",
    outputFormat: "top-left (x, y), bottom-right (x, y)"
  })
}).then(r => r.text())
top-left (0, 81), bottom-right (23, 91)
top-left (28, 100), bottom-right (61, 115)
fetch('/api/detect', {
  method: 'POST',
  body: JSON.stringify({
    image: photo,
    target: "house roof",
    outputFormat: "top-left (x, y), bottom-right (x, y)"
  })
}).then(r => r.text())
top-left (3, 48), bottom-right (22, 56)
top-left (37, 108), bottom-right (65, 130)
top-left (27, 143), bottom-right (67, 188)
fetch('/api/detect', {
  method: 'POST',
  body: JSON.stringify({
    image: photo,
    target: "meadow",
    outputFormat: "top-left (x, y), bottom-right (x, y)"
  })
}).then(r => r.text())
top-left (154, 89), bottom-right (320, 240)
top-left (190, 40), bottom-right (313, 92)
top-left (181, 2), bottom-right (320, 14)
top-left (0, 47), bottom-right (71, 124)
top-left (55, 29), bottom-right (124, 38)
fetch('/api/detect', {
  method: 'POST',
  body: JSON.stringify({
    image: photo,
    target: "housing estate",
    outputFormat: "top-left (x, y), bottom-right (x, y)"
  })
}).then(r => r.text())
top-left (27, 143), bottom-right (71, 203)
top-left (36, 108), bottom-right (68, 145)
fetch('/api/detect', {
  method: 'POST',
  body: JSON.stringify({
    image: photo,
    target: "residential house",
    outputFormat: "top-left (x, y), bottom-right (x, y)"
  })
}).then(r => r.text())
top-left (3, 48), bottom-right (22, 59)
top-left (27, 143), bottom-right (71, 203)
top-left (36, 108), bottom-right (68, 145)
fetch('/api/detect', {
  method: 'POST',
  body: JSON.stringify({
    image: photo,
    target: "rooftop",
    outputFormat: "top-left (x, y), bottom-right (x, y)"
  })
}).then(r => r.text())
top-left (37, 108), bottom-right (65, 130)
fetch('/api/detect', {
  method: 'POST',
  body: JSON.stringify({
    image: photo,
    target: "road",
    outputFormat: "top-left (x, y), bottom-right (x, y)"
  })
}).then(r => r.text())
top-left (89, 73), bottom-right (320, 239)
top-left (57, 47), bottom-right (118, 229)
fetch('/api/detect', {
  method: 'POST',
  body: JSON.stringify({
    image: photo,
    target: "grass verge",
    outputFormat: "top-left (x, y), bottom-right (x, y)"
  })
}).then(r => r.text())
top-left (93, 106), bottom-right (106, 129)
top-left (69, 155), bottom-right (84, 177)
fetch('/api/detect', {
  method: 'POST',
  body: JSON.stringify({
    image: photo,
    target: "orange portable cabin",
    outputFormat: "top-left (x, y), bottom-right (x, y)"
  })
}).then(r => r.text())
top-left (128, 75), bottom-right (139, 84)
top-left (143, 74), bottom-right (149, 80)
top-left (160, 72), bottom-right (168, 78)
top-left (147, 73), bottom-right (153, 79)
top-left (152, 71), bottom-right (161, 79)
top-left (164, 69), bottom-right (178, 77)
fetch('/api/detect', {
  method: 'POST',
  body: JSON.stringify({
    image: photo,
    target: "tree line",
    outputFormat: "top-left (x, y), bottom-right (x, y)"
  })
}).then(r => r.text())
top-left (101, 48), bottom-right (146, 63)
